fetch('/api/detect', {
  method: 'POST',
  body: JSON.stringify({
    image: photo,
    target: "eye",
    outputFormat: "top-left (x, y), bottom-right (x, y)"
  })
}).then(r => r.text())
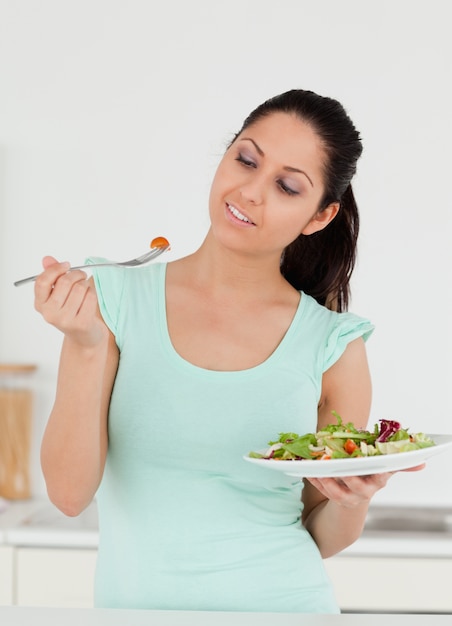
top-left (277, 179), bottom-right (299, 196)
top-left (235, 153), bottom-right (257, 168)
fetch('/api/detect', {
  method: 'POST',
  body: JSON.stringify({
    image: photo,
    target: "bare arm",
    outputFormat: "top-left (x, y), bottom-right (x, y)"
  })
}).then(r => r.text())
top-left (36, 257), bottom-right (119, 516)
top-left (301, 337), bottom-right (393, 558)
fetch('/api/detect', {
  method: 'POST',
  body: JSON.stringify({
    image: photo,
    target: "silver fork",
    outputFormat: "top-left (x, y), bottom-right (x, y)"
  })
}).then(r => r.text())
top-left (13, 245), bottom-right (169, 287)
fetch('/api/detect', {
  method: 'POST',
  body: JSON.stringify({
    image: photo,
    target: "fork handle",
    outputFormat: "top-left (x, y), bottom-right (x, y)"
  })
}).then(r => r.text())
top-left (13, 275), bottom-right (42, 286)
top-left (13, 262), bottom-right (116, 287)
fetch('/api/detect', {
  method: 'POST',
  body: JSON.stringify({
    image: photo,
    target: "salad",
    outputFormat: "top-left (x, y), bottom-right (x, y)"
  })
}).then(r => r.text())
top-left (249, 412), bottom-right (436, 461)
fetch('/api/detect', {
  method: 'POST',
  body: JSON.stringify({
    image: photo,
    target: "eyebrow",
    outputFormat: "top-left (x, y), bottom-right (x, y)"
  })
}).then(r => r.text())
top-left (239, 137), bottom-right (314, 187)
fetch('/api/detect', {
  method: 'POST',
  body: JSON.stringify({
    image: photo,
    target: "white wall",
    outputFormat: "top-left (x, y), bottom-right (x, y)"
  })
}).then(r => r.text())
top-left (0, 0), bottom-right (450, 505)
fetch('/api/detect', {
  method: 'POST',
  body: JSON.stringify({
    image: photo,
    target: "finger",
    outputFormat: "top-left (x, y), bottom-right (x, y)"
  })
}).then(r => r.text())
top-left (79, 285), bottom-right (101, 323)
top-left (341, 473), bottom-right (391, 495)
top-left (73, 284), bottom-right (104, 334)
top-left (306, 474), bottom-right (388, 505)
top-left (34, 261), bottom-right (71, 308)
top-left (55, 279), bottom-right (91, 320)
top-left (304, 477), bottom-right (332, 500)
top-left (35, 271), bottom-right (88, 329)
top-left (400, 463), bottom-right (426, 472)
top-left (42, 255), bottom-right (60, 270)
top-left (54, 281), bottom-right (105, 345)
top-left (306, 477), bottom-right (352, 499)
top-left (41, 270), bottom-right (89, 319)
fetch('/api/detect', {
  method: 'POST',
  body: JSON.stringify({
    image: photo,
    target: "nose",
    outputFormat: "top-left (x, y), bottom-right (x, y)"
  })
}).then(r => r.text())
top-left (239, 175), bottom-right (264, 205)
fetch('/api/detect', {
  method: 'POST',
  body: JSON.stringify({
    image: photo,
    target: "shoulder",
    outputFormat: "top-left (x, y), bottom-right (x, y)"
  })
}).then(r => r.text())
top-left (300, 292), bottom-right (374, 373)
top-left (86, 259), bottom-right (165, 337)
top-left (87, 258), bottom-right (164, 295)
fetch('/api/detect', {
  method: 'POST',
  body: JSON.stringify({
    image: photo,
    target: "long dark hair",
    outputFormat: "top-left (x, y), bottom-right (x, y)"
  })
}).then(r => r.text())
top-left (234, 89), bottom-right (363, 312)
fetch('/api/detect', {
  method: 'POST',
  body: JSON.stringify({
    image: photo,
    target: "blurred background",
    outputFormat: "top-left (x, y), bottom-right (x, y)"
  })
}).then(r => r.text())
top-left (0, 0), bottom-right (450, 505)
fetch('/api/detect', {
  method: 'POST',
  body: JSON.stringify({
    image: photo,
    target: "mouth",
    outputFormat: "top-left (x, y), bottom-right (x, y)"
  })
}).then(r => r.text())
top-left (226, 203), bottom-right (256, 226)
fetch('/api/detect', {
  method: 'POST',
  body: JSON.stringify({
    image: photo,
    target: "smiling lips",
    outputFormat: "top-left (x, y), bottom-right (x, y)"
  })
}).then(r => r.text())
top-left (226, 203), bottom-right (255, 226)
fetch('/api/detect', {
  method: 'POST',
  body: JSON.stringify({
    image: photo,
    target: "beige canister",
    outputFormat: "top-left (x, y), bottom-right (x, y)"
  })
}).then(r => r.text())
top-left (0, 364), bottom-right (37, 499)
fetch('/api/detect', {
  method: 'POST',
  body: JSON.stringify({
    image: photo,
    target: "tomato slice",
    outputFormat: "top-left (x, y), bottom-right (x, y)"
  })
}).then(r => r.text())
top-left (150, 236), bottom-right (170, 249)
top-left (344, 439), bottom-right (359, 455)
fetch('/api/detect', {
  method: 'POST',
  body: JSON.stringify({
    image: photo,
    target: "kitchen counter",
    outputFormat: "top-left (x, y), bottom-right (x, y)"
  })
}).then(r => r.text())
top-left (0, 498), bottom-right (98, 548)
top-left (1, 607), bottom-right (451, 626)
top-left (1, 498), bottom-right (452, 557)
top-left (1, 499), bottom-right (452, 613)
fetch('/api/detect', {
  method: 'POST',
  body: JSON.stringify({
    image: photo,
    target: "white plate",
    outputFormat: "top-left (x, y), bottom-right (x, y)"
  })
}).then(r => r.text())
top-left (243, 434), bottom-right (452, 478)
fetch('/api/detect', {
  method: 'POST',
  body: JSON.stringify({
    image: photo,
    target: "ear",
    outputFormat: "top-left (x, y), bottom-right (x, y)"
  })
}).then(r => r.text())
top-left (301, 202), bottom-right (340, 236)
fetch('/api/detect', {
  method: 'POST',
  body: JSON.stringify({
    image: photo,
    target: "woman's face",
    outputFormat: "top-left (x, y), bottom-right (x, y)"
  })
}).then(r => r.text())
top-left (208, 112), bottom-right (338, 258)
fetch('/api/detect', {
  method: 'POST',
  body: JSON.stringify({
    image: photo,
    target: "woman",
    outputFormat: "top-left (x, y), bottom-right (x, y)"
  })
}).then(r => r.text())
top-left (37, 90), bottom-right (399, 612)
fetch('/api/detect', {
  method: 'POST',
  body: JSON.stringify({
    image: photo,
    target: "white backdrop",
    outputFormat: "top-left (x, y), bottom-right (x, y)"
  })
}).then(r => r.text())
top-left (0, 0), bottom-right (451, 504)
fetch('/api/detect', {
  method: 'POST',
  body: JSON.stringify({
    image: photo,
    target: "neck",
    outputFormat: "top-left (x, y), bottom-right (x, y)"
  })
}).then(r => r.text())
top-left (182, 230), bottom-right (291, 297)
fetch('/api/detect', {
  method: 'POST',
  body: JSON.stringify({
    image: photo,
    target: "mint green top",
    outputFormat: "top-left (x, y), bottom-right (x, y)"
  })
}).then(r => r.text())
top-left (90, 261), bottom-right (374, 613)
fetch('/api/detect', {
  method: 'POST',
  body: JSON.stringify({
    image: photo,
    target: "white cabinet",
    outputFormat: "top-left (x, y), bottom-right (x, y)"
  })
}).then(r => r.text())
top-left (0, 546), bottom-right (14, 605)
top-left (324, 555), bottom-right (452, 613)
top-left (15, 547), bottom-right (97, 608)
top-left (3, 543), bottom-right (452, 611)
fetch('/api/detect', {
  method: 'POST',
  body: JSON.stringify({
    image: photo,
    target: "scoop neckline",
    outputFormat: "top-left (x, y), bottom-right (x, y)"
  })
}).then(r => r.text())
top-left (157, 262), bottom-right (307, 378)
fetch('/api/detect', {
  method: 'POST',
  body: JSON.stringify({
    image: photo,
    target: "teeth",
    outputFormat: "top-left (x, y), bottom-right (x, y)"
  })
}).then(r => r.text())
top-left (227, 203), bottom-right (252, 223)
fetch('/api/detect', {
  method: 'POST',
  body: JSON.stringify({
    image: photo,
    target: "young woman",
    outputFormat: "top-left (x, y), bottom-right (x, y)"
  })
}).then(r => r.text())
top-left (36, 89), bottom-right (405, 613)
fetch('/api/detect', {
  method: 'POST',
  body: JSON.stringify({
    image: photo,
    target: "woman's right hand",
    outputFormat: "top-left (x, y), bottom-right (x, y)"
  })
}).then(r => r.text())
top-left (34, 256), bottom-right (109, 348)
top-left (37, 256), bottom-right (118, 515)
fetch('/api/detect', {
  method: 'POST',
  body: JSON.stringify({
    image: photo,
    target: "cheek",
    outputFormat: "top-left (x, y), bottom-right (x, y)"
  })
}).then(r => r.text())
top-left (263, 215), bottom-right (308, 251)
top-left (209, 162), bottom-right (227, 197)
top-left (209, 160), bottom-right (235, 210)
top-left (208, 169), bottom-right (222, 206)
top-left (268, 200), bottom-right (317, 234)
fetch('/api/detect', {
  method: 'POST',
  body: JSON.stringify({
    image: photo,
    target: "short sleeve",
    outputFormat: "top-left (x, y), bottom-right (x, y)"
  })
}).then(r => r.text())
top-left (85, 257), bottom-right (126, 339)
top-left (323, 312), bottom-right (374, 372)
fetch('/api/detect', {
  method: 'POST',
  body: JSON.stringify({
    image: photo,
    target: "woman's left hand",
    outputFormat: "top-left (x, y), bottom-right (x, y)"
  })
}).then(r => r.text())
top-left (306, 465), bottom-right (425, 509)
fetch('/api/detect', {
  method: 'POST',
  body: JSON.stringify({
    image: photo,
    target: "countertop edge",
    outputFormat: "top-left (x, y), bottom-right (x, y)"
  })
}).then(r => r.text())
top-left (1, 498), bottom-right (452, 557)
